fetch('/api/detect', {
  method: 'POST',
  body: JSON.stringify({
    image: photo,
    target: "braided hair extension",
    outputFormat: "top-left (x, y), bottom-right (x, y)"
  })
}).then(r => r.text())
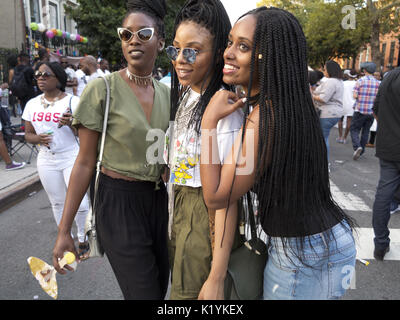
top-left (169, 0), bottom-right (232, 133)
top-left (238, 7), bottom-right (357, 266)
top-left (125, 0), bottom-right (167, 38)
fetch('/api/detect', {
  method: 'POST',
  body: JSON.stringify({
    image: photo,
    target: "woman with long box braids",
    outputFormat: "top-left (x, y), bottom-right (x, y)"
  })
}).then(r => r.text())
top-left (164, 0), bottom-right (244, 300)
top-left (200, 7), bottom-right (357, 300)
top-left (52, 0), bottom-right (170, 300)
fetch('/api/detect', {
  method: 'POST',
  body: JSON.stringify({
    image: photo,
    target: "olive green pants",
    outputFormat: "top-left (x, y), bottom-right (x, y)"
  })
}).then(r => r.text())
top-left (168, 185), bottom-right (212, 300)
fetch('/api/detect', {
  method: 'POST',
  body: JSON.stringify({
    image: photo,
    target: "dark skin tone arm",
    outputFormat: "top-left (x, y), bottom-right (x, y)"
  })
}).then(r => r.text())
top-left (52, 126), bottom-right (99, 273)
top-left (200, 90), bottom-right (259, 209)
top-left (25, 121), bottom-right (53, 147)
top-left (198, 90), bottom-right (260, 300)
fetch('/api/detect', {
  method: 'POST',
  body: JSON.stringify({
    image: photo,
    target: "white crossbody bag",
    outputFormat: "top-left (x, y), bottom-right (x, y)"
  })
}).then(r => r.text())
top-left (84, 76), bottom-right (111, 258)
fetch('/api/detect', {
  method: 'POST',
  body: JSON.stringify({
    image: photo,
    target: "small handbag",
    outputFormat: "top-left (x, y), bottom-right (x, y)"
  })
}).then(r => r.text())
top-left (224, 192), bottom-right (268, 300)
top-left (84, 76), bottom-right (111, 258)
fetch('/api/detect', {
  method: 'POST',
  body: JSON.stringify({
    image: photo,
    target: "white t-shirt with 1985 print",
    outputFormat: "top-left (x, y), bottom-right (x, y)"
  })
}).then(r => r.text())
top-left (22, 94), bottom-right (80, 153)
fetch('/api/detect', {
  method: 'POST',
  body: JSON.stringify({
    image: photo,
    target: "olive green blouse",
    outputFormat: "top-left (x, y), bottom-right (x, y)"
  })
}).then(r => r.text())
top-left (72, 72), bottom-right (170, 182)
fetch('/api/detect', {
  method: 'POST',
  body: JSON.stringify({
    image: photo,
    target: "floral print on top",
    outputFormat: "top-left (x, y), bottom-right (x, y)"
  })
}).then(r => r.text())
top-left (164, 88), bottom-right (245, 188)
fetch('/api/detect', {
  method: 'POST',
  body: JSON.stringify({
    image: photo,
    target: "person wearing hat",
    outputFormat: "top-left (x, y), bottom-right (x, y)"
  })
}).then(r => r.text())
top-left (337, 69), bottom-right (358, 144)
top-left (350, 62), bottom-right (380, 160)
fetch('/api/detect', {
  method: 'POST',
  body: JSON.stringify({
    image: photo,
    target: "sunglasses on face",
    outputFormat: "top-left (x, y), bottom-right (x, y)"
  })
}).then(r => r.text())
top-left (34, 71), bottom-right (56, 80)
top-left (117, 27), bottom-right (155, 43)
top-left (165, 46), bottom-right (200, 64)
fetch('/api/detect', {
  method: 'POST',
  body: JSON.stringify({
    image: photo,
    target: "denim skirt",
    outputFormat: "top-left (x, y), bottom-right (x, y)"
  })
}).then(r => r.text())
top-left (263, 221), bottom-right (356, 300)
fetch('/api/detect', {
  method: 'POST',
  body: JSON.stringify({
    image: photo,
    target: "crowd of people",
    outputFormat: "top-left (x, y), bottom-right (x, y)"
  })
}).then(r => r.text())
top-left (309, 61), bottom-right (382, 164)
top-left (0, 0), bottom-right (399, 301)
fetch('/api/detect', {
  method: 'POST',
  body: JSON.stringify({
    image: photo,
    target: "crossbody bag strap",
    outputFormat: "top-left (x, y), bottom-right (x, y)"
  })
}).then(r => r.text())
top-left (67, 96), bottom-right (80, 145)
top-left (246, 192), bottom-right (258, 241)
top-left (92, 76), bottom-right (111, 224)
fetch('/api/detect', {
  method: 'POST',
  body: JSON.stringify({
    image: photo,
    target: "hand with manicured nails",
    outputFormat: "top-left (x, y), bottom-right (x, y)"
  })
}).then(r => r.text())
top-left (202, 90), bottom-right (246, 128)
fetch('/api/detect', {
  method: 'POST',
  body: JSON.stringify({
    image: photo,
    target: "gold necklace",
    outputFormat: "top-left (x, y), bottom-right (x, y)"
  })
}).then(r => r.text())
top-left (126, 69), bottom-right (153, 87)
top-left (41, 92), bottom-right (63, 109)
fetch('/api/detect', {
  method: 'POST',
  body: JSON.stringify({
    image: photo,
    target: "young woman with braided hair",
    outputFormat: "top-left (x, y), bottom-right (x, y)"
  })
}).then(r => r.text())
top-left (200, 7), bottom-right (357, 300)
top-left (52, 0), bottom-right (170, 299)
top-left (164, 0), bottom-right (244, 300)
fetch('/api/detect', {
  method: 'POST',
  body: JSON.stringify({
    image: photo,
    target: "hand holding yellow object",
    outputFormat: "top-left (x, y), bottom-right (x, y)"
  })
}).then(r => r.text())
top-left (27, 252), bottom-right (76, 299)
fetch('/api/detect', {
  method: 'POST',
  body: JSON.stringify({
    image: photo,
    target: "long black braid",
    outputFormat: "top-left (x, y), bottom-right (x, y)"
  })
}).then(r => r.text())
top-left (169, 0), bottom-right (232, 133)
top-left (239, 7), bottom-right (356, 266)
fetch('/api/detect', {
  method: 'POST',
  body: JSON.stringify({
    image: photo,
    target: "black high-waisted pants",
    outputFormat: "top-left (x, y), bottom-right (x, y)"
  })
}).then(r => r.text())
top-left (96, 172), bottom-right (169, 300)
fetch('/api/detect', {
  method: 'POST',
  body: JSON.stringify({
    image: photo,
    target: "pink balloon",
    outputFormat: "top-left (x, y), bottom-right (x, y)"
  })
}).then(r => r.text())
top-left (76, 34), bottom-right (81, 41)
top-left (46, 30), bottom-right (55, 39)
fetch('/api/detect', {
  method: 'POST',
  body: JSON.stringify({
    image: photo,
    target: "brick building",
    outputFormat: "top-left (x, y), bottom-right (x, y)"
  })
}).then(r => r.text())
top-left (342, 31), bottom-right (400, 73)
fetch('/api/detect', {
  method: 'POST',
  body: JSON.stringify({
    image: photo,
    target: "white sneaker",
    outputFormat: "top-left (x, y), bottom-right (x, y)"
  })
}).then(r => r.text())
top-left (390, 205), bottom-right (400, 215)
top-left (353, 147), bottom-right (363, 160)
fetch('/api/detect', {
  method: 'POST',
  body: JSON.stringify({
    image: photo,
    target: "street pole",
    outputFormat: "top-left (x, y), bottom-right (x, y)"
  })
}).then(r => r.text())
top-left (20, 0), bottom-right (28, 54)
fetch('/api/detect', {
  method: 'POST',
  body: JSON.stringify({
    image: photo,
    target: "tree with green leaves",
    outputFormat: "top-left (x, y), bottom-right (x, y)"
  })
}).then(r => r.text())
top-left (257, 0), bottom-right (371, 68)
top-left (366, 0), bottom-right (400, 70)
top-left (64, 0), bottom-right (186, 70)
top-left (303, 0), bottom-right (370, 68)
top-left (258, 0), bottom-right (400, 70)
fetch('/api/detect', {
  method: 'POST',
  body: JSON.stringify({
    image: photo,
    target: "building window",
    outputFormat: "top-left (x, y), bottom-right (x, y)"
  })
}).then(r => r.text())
top-left (388, 41), bottom-right (396, 66)
top-left (49, 2), bottom-right (59, 29)
top-left (30, 0), bottom-right (41, 23)
top-left (381, 43), bottom-right (387, 66)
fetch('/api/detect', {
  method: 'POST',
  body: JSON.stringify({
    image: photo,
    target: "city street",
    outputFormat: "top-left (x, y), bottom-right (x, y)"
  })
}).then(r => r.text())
top-left (1, 129), bottom-right (400, 300)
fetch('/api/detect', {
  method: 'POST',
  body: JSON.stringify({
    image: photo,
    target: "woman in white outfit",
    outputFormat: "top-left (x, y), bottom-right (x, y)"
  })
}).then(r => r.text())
top-left (337, 69), bottom-right (357, 144)
top-left (23, 62), bottom-right (90, 260)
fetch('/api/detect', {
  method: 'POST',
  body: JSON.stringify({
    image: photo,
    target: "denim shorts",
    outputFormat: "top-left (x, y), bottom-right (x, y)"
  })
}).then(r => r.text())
top-left (263, 221), bottom-right (356, 300)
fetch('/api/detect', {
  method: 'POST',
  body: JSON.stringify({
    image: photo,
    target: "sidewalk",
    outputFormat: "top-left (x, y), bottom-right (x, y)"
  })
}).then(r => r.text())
top-left (0, 116), bottom-right (42, 213)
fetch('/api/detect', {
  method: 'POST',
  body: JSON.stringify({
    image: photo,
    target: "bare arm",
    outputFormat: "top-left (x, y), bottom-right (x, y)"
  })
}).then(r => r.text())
top-left (52, 125), bottom-right (99, 273)
top-left (67, 78), bottom-right (78, 88)
top-left (312, 95), bottom-right (325, 104)
top-left (24, 121), bottom-right (52, 147)
top-left (198, 203), bottom-right (238, 300)
top-left (199, 90), bottom-right (260, 299)
top-left (200, 91), bottom-right (259, 209)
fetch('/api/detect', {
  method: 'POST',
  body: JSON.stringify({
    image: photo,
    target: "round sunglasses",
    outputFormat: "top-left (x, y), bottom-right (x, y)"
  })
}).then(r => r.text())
top-left (34, 71), bottom-right (56, 80)
top-left (165, 46), bottom-right (201, 64)
top-left (117, 27), bottom-right (154, 43)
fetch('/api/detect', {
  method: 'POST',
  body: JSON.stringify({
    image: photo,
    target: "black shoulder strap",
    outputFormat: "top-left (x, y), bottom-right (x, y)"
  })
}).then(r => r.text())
top-left (246, 192), bottom-right (258, 241)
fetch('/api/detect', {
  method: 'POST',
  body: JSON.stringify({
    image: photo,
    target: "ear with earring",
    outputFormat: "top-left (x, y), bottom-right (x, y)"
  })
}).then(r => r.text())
top-left (159, 41), bottom-right (165, 53)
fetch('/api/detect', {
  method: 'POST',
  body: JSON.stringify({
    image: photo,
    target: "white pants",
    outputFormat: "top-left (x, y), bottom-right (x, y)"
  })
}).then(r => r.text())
top-left (37, 148), bottom-right (89, 243)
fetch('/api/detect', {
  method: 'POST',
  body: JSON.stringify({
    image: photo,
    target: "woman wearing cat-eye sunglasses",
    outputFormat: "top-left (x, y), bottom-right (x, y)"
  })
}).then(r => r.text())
top-left (52, 0), bottom-right (171, 300)
top-left (117, 27), bottom-right (155, 43)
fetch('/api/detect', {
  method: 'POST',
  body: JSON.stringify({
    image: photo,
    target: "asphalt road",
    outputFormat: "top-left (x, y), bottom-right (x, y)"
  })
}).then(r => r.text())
top-left (1, 128), bottom-right (399, 300)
